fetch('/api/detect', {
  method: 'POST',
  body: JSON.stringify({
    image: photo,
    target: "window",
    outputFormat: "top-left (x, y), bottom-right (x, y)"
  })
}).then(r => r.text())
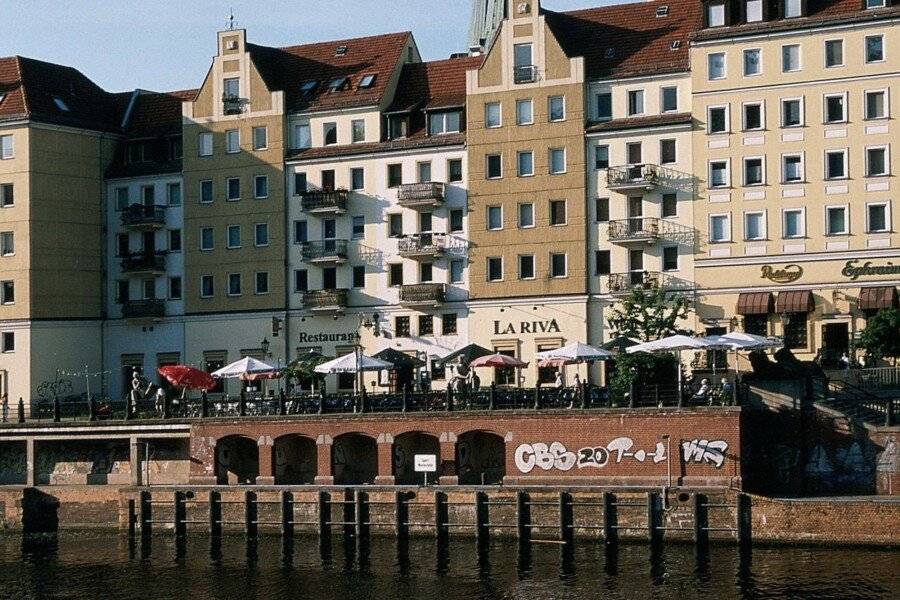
top-left (387, 164), bottom-right (403, 187)
top-left (866, 0), bottom-right (886, 7)
top-left (746, 0), bottom-right (763, 22)
top-left (252, 126), bottom-right (267, 150)
top-left (200, 227), bottom-right (214, 250)
top-left (743, 49), bottom-right (761, 76)
top-left (293, 173), bottom-right (307, 195)
top-left (595, 145), bottom-right (609, 169)
top-left (517, 151), bottom-right (534, 177)
top-left (225, 129), bottom-right (239, 154)
top-left (352, 265), bottom-right (365, 288)
top-left (783, 154), bottom-right (803, 182)
top-left (826, 205), bottom-right (848, 235)
top-left (824, 94), bottom-right (846, 123)
top-left (168, 276), bottom-right (182, 300)
top-left (1, 332), bottom-right (13, 353)
top-left (519, 255), bottom-right (535, 280)
top-left (388, 116), bottom-right (408, 140)
top-left (254, 272), bottom-right (269, 295)
top-left (116, 280), bottom-right (129, 303)
top-left (487, 257), bottom-right (503, 282)
top-left (358, 74), bottom-right (376, 88)
top-left (351, 119), bottom-right (365, 143)
top-left (866, 147), bottom-right (888, 177)
top-left (710, 214), bottom-right (731, 242)
top-left (865, 90), bottom-right (887, 119)
top-left (660, 139), bottom-right (677, 165)
top-left (656, 87), bottom-right (677, 114)
top-left (516, 99), bottom-right (533, 125)
top-left (0, 183), bottom-right (13, 207)
top-left (200, 275), bottom-right (214, 298)
top-left (226, 273), bottom-right (241, 296)
top-left (450, 259), bottom-right (464, 284)
top-left (0, 134), bottom-right (13, 160)
top-left (707, 1), bottom-right (725, 26)
top-left (350, 167), bottom-right (365, 191)
top-left (417, 161), bottom-right (432, 183)
top-left (253, 175), bottom-right (268, 199)
top-left (0, 280), bottom-right (12, 304)
top-left (865, 35), bottom-right (884, 63)
top-left (294, 220), bottom-right (308, 244)
top-left (323, 122), bottom-right (337, 145)
top-left (866, 202), bottom-right (889, 233)
top-left (449, 209), bottom-right (464, 233)
top-left (486, 154), bottom-right (502, 179)
top-left (782, 45), bottom-right (800, 72)
top-left (513, 42), bottom-right (533, 69)
top-left (430, 111), bottom-right (461, 134)
top-left (420, 262), bottom-right (433, 283)
top-left (825, 40), bottom-right (843, 68)
top-left (223, 77), bottom-right (240, 99)
top-left (166, 183), bottom-right (181, 207)
top-left (294, 270), bottom-right (308, 293)
top-left (294, 123), bottom-right (311, 149)
top-left (595, 198), bottom-right (610, 222)
top-left (419, 315), bottom-right (434, 337)
top-left (596, 92), bottom-right (612, 120)
top-left (550, 253), bottom-right (567, 278)
top-left (485, 102), bottom-right (501, 128)
top-left (595, 250), bottom-right (611, 275)
top-left (627, 89), bottom-right (645, 115)
top-left (442, 313), bottom-right (458, 335)
top-left (783, 313), bottom-right (808, 350)
top-left (784, 0), bottom-right (802, 18)
top-left (549, 200), bottom-right (566, 226)
top-left (395, 316), bottom-right (411, 338)
top-left (743, 102), bottom-right (763, 131)
top-left (255, 223), bottom-right (269, 247)
top-left (549, 96), bottom-right (565, 121)
top-left (662, 193), bottom-right (677, 218)
top-left (744, 212), bottom-right (765, 240)
top-left (168, 229), bottom-right (181, 252)
top-left (113, 187), bottom-right (128, 210)
top-left (518, 203), bottom-right (534, 228)
top-left (448, 159), bottom-right (463, 182)
top-left (708, 53), bottom-right (726, 80)
top-left (744, 157), bottom-right (764, 186)
top-left (352, 216), bottom-right (365, 239)
top-left (708, 105), bottom-right (728, 134)
top-left (328, 76), bottom-right (347, 91)
top-left (198, 132), bottom-right (213, 156)
top-left (117, 234), bottom-right (129, 257)
top-left (227, 225), bottom-right (241, 248)
top-left (221, 178), bottom-right (238, 202)
top-left (549, 148), bottom-right (566, 174)
top-left (825, 149), bottom-right (847, 179)
top-left (389, 214), bottom-right (403, 238)
top-left (0, 232), bottom-right (12, 256)
top-left (709, 160), bottom-right (729, 187)
top-left (389, 263), bottom-right (404, 286)
top-left (783, 209), bottom-right (804, 238)
top-left (663, 246), bottom-right (678, 271)
top-left (781, 99), bottom-right (802, 127)
top-left (487, 206), bottom-right (503, 230)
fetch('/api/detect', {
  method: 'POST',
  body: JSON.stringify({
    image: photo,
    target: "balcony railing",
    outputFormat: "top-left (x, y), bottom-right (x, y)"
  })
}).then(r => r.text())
top-left (606, 164), bottom-right (663, 191)
top-left (399, 283), bottom-right (446, 306)
top-left (121, 252), bottom-right (166, 274)
top-left (606, 271), bottom-right (695, 295)
top-left (302, 288), bottom-right (349, 312)
top-left (300, 189), bottom-right (349, 213)
top-left (121, 299), bottom-right (165, 320)
top-left (608, 217), bottom-right (660, 243)
top-left (397, 182), bottom-right (445, 209)
top-left (301, 240), bottom-right (348, 264)
top-left (222, 95), bottom-right (245, 115)
top-left (513, 65), bottom-right (538, 84)
top-left (120, 204), bottom-right (166, 229)
top-left (397, 233), bottom-right (446, 259)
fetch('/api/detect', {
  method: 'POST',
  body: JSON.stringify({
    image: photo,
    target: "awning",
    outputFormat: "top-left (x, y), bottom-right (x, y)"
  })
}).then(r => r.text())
top-left (858, 286), bottom-right (898, 311)
top-left (775, 290), bottom-right (815, 314)
top-left (736, 292), bottom-right (774, 315)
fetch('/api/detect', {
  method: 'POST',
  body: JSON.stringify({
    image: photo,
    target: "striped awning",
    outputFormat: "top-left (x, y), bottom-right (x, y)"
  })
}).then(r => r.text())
top-left (858, 286), bottom-right (898, 311)
top-left (775, 290), bottom-right (815, 314)
top-left (736, 292), bottom-right (773, 315)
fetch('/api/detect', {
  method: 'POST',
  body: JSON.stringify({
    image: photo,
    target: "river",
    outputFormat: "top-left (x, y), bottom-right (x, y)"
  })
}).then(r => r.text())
top-left (1, 532), bottom-right (898, 599)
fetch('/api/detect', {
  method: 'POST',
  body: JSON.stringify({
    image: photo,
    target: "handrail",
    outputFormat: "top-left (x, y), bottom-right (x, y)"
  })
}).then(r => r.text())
top-left (399, 283), bottom-right (446, 303)
top-left (300, 189), bottom-right (349, 212)
top-left (302, 288), bottom-right (349, 309)
top-left (121, 299), bottom-right (165, 319)
top-left (513, 65), bottom-right (537, 84)
top-left (398, 182), bottom-right (445, 203)
top-left (121, 251), bottom-right (166, 272)
top-left (301, 239), bottom-right (349, 260)
top-left (398, 233), bottom-right (446, 254)
top-left (606, 271), bottom-right (695, 294)
top-left (121, 204), bottom-right (166, 226)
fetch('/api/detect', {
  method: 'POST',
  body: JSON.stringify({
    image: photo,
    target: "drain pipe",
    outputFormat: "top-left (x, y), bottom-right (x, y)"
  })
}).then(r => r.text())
top-left (660, 434), bottom-right (672, 510)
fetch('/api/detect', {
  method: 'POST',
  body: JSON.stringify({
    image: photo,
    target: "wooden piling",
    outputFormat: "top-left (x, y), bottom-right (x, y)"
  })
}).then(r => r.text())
top-left (693, 493), bottom-right (709, 545)
top-left (281, 491), bottom-right (294, 539)
top-left (475, 491), bottom-right (489, 547)
top-left (602, 492), bottom-right (617, 544)
top-left (245, 490), bottom-right (258, 539)
top-left (396, 491), bottom-right (409, 540)
top-left (354, 489), bottom-right (368, 541)
top-left (434, 491), bottom-right (448, 542)
top-left (173, 491), bottom-right (186, 538)
top-left (559, 491), bottom-right (574, 545)
top-left (647, 491), bottom-right (661, 545)
top-left (208, 490), bottom-right (222, 538)
top-left (139, 490), bottom-right (152, 537)
top-left (737, 493), bottom-right (752, 547)
top-left (516, 491), bottom-right (530, 543)
top-left (127, 498), bottom-right (136, 538)
top-left (318, 490), bottom-right (330, 539)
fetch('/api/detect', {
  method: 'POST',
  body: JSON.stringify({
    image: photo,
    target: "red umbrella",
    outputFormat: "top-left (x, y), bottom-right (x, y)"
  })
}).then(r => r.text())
top-left (157, 365), bottom-right (217, 391)
top-left (469, 353), bottom-right (528, 368)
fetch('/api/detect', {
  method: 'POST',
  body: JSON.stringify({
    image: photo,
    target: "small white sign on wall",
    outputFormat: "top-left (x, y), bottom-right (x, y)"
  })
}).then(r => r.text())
top-left (414, 454), bottom-right (437, 473)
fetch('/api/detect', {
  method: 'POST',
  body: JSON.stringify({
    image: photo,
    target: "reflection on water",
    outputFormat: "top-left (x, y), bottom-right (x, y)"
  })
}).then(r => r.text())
top-left (2, 531), bottom-right (899, 600)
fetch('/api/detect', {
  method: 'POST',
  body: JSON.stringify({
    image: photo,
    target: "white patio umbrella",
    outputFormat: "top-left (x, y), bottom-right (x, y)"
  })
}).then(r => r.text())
top-left (211, 356), bottom-right (276, 378)
top-left (534, 342), bottom-right (613, 363)
top-left (314, 353), bottom-right (393, 374)
top-left (701, 332), bottom-right (782, 383)
top-left (627, 335), bottom-right (713, 402)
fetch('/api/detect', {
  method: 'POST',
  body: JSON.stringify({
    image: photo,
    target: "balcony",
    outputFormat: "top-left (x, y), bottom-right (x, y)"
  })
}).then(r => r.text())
top-left (513, 65), bottom-right (537, 84)
top-left (399, 283), bottom-right (446, 307)
top-left (222, 95), bottom-right (246, 115)
top-left (121, 299), bottom-right (165, 321)
top-left (120, 204), bottom-right (166, 230)
top-left (397, 182), bottom-right (445, 210)
top-left (302, 288), bottom-right (349, 313)
top-left (301, 240), bottom-right (348, 265)
top-left (606, 164), bottom-right (662, 192)
top-left (300, 189), bottom-right (349, 214)
top-left (606, 271), bottom-right (695, 296)
top-left (397, 233), bottom-right (446, 260)
top-left (121, 251), bottom-right (166, 275)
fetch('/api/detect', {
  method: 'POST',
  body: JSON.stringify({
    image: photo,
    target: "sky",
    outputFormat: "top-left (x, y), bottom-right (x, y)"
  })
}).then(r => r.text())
top-left (0, 0), bottom-right (623, 93)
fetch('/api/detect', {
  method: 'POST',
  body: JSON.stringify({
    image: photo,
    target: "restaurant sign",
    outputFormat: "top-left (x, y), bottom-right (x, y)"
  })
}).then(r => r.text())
top-left (761, 264), bottom-right (803, 284)
top-left (493, 319), bottom-right (561, 335)
top-left (842, 260), bottom-right (900, 281)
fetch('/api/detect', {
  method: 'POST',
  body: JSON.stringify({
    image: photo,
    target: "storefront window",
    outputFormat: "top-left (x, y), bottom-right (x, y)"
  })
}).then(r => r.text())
top-left (744, 314), bottom-right (768, 337)
top-left (784, 313), bottom-right (808, 349)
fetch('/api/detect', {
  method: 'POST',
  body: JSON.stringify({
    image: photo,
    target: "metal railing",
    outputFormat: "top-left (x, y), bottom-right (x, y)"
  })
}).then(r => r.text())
top-left (856, 366), bottom-right (900, 390)
top-left (120, 204), bottom-right (166, 228)
top-left (608, 217), bottom-right (662, 242)
top-left (606, 271), bottom-right (695, 295)
top-left (397, 182), bottom-right (445, 207)
top-left (513, 65), bottom-right (537, 84)
top-left (121, 252), bottom-right (166, 273)
top-left (222, 95), bottom-right (244, 115)
top-left (399, 283), bottom-right (446, 305)
top-left (302, 288), bottom-right (349, 310)
top-left (812, 378), bottom-right (896, 427)
top-left (301, 240), bottom-right (348, 262)
top-left (300, 189), bottom-right (349, 212)
top-left (397, 233), bottom-right (446, 256)
top-left (121, 299), bottom-right (165, 320)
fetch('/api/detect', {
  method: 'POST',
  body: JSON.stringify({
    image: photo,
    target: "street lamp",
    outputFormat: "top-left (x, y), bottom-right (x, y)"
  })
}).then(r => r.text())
top-left (260, 337), bottom-right (270, 357)
top-left (355, 313), bottom-right (381, 397)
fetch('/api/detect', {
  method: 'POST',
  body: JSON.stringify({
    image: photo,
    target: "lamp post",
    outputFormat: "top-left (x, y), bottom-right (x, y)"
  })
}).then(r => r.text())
top-left (355, 313), bottom-right (381, 398)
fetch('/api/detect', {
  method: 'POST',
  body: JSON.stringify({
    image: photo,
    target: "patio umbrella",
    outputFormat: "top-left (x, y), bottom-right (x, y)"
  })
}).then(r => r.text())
top-left (601, 336), bottom-right (639, 354)
top-left (701, 332), bottom-right (782, 383)
top-left (211, 356), bottom-right (276, 378)
top-left (240, 371), bottom-right (283, 382)
top-left (373, 347), bottom-right (425, 368)
top-left (314, 353), bottom-right (393, 374)
top-left (470, 353), bottom-right (528, 368)
top-left (157, 365), bottom-right (217, 391)
top-left (434, 344), bottom-right (493, 367)
top-left (627, 335), bottom-right (712, 401)
top-left (535, 342), bottom-right (613, 363)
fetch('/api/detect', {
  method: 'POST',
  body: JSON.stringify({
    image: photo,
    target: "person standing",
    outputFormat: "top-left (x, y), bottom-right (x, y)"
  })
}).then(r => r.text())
top-left (1, 394), bottom-right (8, 423)
top-left (471, 371), bottom-right (481, 391)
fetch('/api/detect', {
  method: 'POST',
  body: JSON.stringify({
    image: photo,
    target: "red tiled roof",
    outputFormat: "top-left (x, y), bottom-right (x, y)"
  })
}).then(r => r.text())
top-left (388, 55), bottom-right (483, 113)
top-left (287, 132), bottom-right (465, 162)
top-left (0, 56), bottom-right (124, 132)
top-left (586, 112), bottom-right (693, 133)
top-left (546, 0), bottom-right (702, 79)
top-left (248, 32), bottom-right (412, 112)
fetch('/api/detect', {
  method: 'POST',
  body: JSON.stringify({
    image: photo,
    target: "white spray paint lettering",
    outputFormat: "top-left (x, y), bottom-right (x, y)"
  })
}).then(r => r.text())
top-left (681, 439), bottom-right (729, 468)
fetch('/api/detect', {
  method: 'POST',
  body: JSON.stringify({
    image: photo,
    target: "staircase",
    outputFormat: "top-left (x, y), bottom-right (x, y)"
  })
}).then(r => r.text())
top-left (811, 377), bottom-right (897, 427)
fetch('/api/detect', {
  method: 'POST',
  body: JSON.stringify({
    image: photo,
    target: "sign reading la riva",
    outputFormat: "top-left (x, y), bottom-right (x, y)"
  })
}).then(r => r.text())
top-left (494, 319), bottom-right (561, 335)
top-left (842, 260), bottom-right (900, 281)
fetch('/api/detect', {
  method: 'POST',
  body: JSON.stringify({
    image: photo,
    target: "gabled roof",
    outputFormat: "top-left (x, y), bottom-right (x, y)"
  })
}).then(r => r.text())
top-left (0, 55), bottom-right (125, 132)
top-left (388, 54), bottom-right (483, 113)
top-left (247, 31), bottom-right (412, 112)
top-left (546, 0), bottom-right (702, 80)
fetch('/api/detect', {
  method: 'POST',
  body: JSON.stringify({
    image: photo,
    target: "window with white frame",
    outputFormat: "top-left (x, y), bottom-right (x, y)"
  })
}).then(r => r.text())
top-left (744, 157), bottom-right (764, 186)
top-left (865, 90), bottom-right (887, 119)
top-left (710, 214), bottom-right (731, 242)
top-left (516, 99), bottom-right (533, 125)
top-left (708, 53), bottom-right (726, 80)
top-left (227, 273), bottom-right (242, 296)
top-left (707, 1), bottom-right (725, 26)
top-left (825, 39), bottom-right (843, 68)
top-left (226, 177), bottom-right (240, 200)
top-left (198, 132), bottom-right (213, 157)
top-left (595, 92), bottom-right (612, 120)
top-left (824, 93), bottom-right (847, 124)
top-left (254, 223), bottom-right (269, 247)
top-left (429, 111), bottom-right (461, 135)
top-left (486, 154), bottom-right (502, 179)
top-left (866, 0), bottom-right (886, 8)
top-left (781, 98), bottom-right (802, 127)
top-left (252, 126), bottom-right (268, 150)
top-left (227, 225), bottom-right (241, 248)
top-left (782, 154), bottom-right (804, 182)
top-left (549, 148), bottom-right (566, 174)
top-left (487, 206), bottom-right (503, 230)
top-left (743, 102), bottom-right (763, 130)
top-left (487, 257), bottom-right (503, 282)
top-left (783, 208), bottom-right (805, 238)
top-left (744, 211), bottom-right (765, 240)
top-left (518, 203), bottom-right (534, 228)
top-left (225, 129), bottom-right (239, 153)
top-left (825, 149), bottom-right (847, 179)
top-left (782, 45), bottom-right (801, 72)
top-left (200, 227), bottom-right (214, 250)
top-left (746, 0), bottom-right (763, 22)
top-left (200, 275), bottom-right (214, 298)
top-left (550, 253), bottom-right (567, 278)
top-left (660, 139), bottom-right (677, 164)
top-left (1, 331), bottom-right (13, 353)
top-left (1, 232), bottom-right (13, 256)
top-left (627, 89), bottom-right (645, 115)
top-left (826, 205), bottom-right (848, 235)
top-left (485, 102), bottom-right (501, 128)
top-left (743, 49), bottom-right (761, 76)
top-left (293, 123), bottom-right (311, 149)
top-left (866, 146), bottom-right (888, 177)
top-left (517, 151), bottom-right (534, 176)
top-left (709, 160), bottom-right (729, 187)
top-left (1, 183), bottom-right (14, 207)
top-left (867, 202), bottom-right (889, 232)
top-left (549, 96), bottom-right (566, 121)
top-left (254, 175), bottom-right (268, 199)
top-left (518, 255), bottom-right (535, 280)
top-left (662, 246), bottom-right (679, 271)
top-left (865, 35), bottom-right (884, 63)
top-left (661, 87), bottom-right (678, 112)
top-left (708, 105), bottom-right (728, 134)
top-left (784, 0), bottom-right (802, 18)
top-left (200, 180), bottom-right (214, 203)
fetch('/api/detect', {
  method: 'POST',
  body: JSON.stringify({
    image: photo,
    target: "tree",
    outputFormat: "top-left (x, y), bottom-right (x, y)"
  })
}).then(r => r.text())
top-left (606, 286), bottom-right (692, 342)
top-left (858, 308), bottom-right (900, 365)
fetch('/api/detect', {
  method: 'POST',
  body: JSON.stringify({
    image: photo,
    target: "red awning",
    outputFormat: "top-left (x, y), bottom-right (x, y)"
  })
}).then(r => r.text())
top-left (736, 292), bottom-right (773, 315)
top-left (775, 290), bottom-right (815, 314)
top-left (858, 286), bottom-right (898, 311)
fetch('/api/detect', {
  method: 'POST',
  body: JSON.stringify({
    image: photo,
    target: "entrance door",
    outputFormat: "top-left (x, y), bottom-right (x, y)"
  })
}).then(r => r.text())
top-left (822, 322), bottom-right (849, 368)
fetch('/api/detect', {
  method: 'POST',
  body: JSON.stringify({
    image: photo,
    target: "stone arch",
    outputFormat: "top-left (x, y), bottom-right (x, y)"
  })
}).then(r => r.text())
top-left (332, 433), bottom-right (377, 485)
top-left (273, 434), bottom-right (317, 485)
top-left (215, 435), bottom-right (259, 485)
top-left (393, 431), bottom-right (440, 485)
top-left (456, 430), bottom-right (506, 485)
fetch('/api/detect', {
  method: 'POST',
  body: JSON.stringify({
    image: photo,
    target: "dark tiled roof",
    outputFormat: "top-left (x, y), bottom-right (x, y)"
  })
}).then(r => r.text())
top-left (248, 32), bottom-right (412, 112)
top-left (388, 55), bottom-right (483, 113)
top-left (0, 56), bottom-right (124, 132)
top-left (287, 132), bottom-right (465, 161)
top-left (125, 89), bottom-right (196, 137)
top-left (546, 0), bottom-right (702, 80)
top-left (585, 112), bottom-right (693, 133)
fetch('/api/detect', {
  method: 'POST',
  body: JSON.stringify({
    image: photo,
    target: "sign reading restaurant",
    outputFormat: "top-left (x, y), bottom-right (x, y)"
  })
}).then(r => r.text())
top-left (297, 331), bottom-right (359, 343)
top-left (842, 260), bottom-right (900, 281)
top-left (760, 264), bottom-right (803, 284)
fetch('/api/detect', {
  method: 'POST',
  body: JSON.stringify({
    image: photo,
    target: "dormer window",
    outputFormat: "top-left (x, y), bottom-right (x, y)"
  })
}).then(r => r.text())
top-left (745, 0), bottom-right (763, 22)
top-left (866, 0), bottom-right (886, 7)
top-left (388, 115), bottom-right (408, 140)
top-left (328, 77), bottom-right (348, 92)
top-left (604, 47), bottom-right (615, 59)
top-left (300, 80), bottom-right (317, 94)
top-left (670, 40), bottom-right (681, 50)
top-left (784, 0), bottom-right (803, 18)
top-left (0, 94), bottom-right (6, 105)
top-left (428, 111), bottom-right (461, 135)
top-left (358, 74), bottom-right (376, 89)
top-left (52, 96), bottom-right (70, 112)
top-left (707, 1), bottom-right (726, 27)
top-left (656, 5), bottom-right (669, 17)
top-left (335, 45), bottom-right (348, 56)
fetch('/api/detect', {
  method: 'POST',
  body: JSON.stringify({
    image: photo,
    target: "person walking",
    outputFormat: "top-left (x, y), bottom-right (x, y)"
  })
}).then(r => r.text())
top-left (1, 394), bottom-right (8, 423)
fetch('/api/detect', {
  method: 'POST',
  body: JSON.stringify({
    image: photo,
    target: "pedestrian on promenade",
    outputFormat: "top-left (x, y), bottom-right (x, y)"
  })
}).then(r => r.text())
top-left (1, 394), bottom-right (8, 423)
top-left (471, 371), bottom-right (481, 390)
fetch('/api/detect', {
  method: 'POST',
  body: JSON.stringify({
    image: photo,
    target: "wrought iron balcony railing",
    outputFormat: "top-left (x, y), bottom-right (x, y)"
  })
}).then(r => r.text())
top-left (121, 299), bottom-right (165, 320)
top-left (301, 240), bottom-right (348, 263)
top-left (397, 233), bottom-right (446, 259)
top-left (606, 271), bottom-right (695, 295)
top-left (606, 164), bottom-right (663, 191)
top-left (302, 288), bottom-right (349, 311)
top-left (397, 182), bottom-right (445, 209)
top-left (513, 65), bottom-right (538, 84)
top-left (608, 217), bottom-right (661, 243)
top-left (399, 283), bottom-right (446, 306)
top-left (300, 189), bottom-right (349, 213)
top-left (222, 95), bottom-right (245, 115)
top-left (120, 204), bottom-right (166, 229)
top-left (121, 252), bottom-right (166, 274)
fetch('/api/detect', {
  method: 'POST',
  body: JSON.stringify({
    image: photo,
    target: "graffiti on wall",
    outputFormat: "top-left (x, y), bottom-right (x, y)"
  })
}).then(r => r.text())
top-left (805, 440), bottom-right (878, 492)
top-left (0, 445), bottom-right (26, 484)
top-left (514, 437), bottom-right (730, 474)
